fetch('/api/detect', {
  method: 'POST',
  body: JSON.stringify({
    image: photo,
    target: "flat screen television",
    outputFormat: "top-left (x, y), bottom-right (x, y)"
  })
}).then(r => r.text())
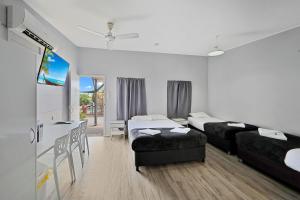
top-left (37, 48), bottom-right (70, 86)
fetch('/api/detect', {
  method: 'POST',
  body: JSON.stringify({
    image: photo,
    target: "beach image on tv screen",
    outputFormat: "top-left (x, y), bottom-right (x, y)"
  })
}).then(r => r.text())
top-left (37, 48), bottom-right (70, 86)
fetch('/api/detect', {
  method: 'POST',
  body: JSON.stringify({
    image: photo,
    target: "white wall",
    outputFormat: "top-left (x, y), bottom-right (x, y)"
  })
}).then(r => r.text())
top-left (0, 0), bottom-right (80, 123)
top-left (208, 27), bottom-right (300, 136)
top-left (78, 48), bottom-right (208, 134)
top-left (21, 1), bottom-right (80, 123)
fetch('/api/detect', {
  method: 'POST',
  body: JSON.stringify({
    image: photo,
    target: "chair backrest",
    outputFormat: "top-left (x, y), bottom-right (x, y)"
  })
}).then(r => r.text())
top-left (54, 134), bottom-right (69, 158)
top-left (80, 121), bottom-right (88, 135)
top-left (70, 126), bottom-right (81, 148)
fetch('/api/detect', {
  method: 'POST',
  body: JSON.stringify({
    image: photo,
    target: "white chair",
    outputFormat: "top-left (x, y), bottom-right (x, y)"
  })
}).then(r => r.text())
top-left (53, 134), bottom-right (75, 200)
top-left (69, 126), bottom-right (84, 181)
top-left (80, 120), bottom-right (90, 156)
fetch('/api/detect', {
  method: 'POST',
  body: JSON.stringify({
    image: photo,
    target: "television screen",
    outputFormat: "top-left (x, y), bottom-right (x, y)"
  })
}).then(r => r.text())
top-left (37, 48), bottom-right (70, 86)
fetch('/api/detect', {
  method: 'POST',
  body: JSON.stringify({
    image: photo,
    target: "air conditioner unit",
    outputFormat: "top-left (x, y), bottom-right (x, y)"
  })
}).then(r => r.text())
top-left (6, 4), bottom-right (53, 50)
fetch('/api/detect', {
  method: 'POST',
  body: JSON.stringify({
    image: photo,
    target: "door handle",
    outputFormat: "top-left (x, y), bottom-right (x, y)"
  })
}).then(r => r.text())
top-left (29, 128), bottom-right (35, 144)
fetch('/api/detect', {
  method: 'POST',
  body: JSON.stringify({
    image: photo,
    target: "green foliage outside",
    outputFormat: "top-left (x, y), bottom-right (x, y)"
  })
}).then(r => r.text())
top-left (80, 94), bottom-right (92, 105)
top-left (80, 93), bottom-right (91, 121)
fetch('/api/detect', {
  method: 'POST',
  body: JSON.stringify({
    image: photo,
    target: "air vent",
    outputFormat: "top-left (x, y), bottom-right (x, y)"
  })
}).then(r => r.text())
top-left (23, 29), bottom-right (53, 50)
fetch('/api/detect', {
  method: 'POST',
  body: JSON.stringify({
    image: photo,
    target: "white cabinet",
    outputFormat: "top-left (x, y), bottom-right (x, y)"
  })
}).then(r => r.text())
top-left (0, 38), bottom-right (37, 199)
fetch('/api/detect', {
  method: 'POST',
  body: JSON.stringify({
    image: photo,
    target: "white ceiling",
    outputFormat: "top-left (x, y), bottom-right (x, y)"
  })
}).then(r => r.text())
top-left (24, 0), bottom-right (300, 56)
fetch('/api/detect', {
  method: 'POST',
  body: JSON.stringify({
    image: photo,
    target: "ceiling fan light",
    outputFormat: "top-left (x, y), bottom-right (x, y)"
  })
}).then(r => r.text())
top-left (208, 49), bottom-right (224, 56)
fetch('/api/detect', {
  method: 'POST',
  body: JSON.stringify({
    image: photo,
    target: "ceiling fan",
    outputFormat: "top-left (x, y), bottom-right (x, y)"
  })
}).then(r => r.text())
top-left (77, 22), bottom-right (139, 49)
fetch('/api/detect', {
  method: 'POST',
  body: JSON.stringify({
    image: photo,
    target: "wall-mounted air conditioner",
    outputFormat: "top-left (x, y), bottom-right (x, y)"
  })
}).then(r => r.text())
top-left (6, 4), bottom-right (53, 50)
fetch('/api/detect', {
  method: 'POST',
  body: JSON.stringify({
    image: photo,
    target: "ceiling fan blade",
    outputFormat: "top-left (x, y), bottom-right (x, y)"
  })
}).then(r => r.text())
top-left (77, 26), bottom-right (106, 38)
top-left (115, 33), bottom-right (139, 39)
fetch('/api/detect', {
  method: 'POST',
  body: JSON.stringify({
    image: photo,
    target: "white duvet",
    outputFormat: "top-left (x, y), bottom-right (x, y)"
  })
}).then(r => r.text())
top-left (285, 148), bottom-right (300, 172)
top-left (188, 117), bottom-right (225, 131)
top-left (128, 119), bottom-right (182, 133)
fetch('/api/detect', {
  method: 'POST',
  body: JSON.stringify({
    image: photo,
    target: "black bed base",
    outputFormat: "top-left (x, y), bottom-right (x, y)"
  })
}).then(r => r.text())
top-left (206, 134), bottom-right (235, 154)
top-left (189, 124), bottom-right (235, 155)
top-left (134, 147), bottom-right (205, 171)
top-left (238, 149), bottom-right (300, 192)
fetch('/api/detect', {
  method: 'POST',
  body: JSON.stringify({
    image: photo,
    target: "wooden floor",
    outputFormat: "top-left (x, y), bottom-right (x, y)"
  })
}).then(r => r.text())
top-left (51, 136), bottom-right (300, 200)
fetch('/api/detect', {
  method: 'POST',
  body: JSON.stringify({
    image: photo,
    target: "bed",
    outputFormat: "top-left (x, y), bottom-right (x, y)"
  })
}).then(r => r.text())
top-left (203, 121), bottom-right (257, 154)
top-left (188, 114), bottom-right (257, 154)
top-left (188, 116), bottom-right (225, 132)
top-left (128, 117), bottom-right (207, 171)
top-left (236, 130), bottom-right (300, 191)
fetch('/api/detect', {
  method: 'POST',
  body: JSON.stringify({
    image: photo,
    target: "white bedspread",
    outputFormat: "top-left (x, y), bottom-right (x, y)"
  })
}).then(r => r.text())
top-left (188, 117), bottom-right (225, 131)
top-left (284, 148), bottom-right (300, 172)
top-left (128, 119), bottom-right (183, 143)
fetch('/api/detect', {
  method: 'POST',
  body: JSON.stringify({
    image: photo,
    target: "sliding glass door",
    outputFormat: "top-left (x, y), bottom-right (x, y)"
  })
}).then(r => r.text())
top-left (80, 76), bottom-right (105, 136)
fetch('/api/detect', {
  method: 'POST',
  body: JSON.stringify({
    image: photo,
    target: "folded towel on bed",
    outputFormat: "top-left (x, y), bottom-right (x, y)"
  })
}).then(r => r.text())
top-left (138, 129), bottom-right (161, 135)
top-left (170, 127), bottom-right (191, 134)
top-left (227, 123), bottom-right (245, 128)
top-left (258, 128), bottom-right (287, 141)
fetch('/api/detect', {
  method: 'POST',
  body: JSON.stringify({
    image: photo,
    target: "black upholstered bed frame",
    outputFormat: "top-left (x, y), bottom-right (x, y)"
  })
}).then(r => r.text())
top-left (204, 132), bottom-right (234, 154)
top-left (189, 124), bottom-right (233, 154)
top-left (237, 148), bottom-right (300, 191)
top-left (134, 147), bottom-right (205, 171)
top-left (189, 124), bottom-right (256, 154)
top-left (236, 131), bottom-right (300, 191)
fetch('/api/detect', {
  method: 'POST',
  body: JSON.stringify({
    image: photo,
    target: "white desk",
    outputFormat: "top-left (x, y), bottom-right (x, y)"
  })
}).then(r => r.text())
top-left (37, 122), bottom-right (82, 158)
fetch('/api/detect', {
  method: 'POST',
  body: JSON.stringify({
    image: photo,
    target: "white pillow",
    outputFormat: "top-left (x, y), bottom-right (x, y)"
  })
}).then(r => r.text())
top-left (189, 112), bottom-right (210, 118)
top-left (131, 115), bottom-right (152, 121)
top-left (150, 114), bottom-right (168, 120)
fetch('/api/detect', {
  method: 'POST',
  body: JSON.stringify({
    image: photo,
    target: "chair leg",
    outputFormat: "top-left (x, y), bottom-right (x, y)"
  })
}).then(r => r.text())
top-left (67, 153), bottom-right (75, 183)
top-left (82, 135), bottom-right (86, 153)
top-left (78, 145), bottom-right (84, 168)
top-left (69, 151), bottom-right (76, 183)
top-left (85, 135), bottom-right (90, 155)
top-left (110, 128), bottom-right (113, 140)
top-left (53, 163), bottom-right (61, 200)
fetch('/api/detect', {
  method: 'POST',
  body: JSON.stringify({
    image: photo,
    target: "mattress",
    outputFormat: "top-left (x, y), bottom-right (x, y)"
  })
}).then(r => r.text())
top-left (128, 119), bottom-right (182, 143)
top-left (188, 117), bottom-right (225, 131)
top-left (128, 119), bottom-right (206, 152)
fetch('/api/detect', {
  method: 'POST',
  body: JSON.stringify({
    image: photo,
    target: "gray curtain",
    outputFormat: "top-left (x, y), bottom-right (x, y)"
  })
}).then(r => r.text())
top-left (117, 77), bottom-right (147, 120)
top-left (167, 80), bottom-right (192, 118)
